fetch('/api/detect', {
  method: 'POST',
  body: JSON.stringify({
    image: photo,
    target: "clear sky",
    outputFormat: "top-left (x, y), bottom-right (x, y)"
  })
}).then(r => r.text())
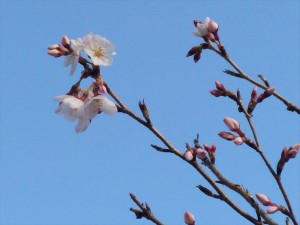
top-left (0, 1), bottom-right (299, 225)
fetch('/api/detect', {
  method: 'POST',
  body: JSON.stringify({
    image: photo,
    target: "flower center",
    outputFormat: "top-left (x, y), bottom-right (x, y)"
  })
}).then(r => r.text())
top-left (94, 48), bottom-right (103, 57)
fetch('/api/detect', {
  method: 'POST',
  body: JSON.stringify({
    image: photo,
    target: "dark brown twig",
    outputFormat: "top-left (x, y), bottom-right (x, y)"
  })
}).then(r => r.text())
top-left (129, 193), bottom-right (164, 225)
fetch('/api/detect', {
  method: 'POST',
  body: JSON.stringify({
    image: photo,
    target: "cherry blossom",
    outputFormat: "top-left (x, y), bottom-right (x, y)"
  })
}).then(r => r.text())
top-left (64, 38), bottom-right (85, 75)
top-left (75, 95), bottom-right (118, 133)
top-left (54, 95), bottom-right (84, 121)
top-left (83, 33), bottom-right (116, 66)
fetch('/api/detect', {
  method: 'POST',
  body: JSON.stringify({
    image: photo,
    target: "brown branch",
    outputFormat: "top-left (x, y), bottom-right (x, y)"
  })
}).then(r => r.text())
top-left (203, 158), bottom-right (276, 225)
top-left (129, 193), bottom-right (164, 225)
top-left (107, 83), bottom-right (266, 224)
top-left (208, 43), bottom-right (300, 114)
top-left (213, 81), bottom-right (297, 224)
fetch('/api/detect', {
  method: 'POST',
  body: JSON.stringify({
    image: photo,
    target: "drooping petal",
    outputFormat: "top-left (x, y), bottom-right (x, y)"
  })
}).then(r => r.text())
top-left (75, 115), bottom-right (91, 133)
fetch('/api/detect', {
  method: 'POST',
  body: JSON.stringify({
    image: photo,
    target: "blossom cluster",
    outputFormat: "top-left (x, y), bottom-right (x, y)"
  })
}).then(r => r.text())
top-left (184, 143), bottom-right (216, 164)
top-left (218, 117), bottom-right (246, 145)
top-left (48, 33), bottom-right (118, 133)
top-left (48, 33), bottom-right (116, 75)
top-left (55, 83), bottom-right (117, 133)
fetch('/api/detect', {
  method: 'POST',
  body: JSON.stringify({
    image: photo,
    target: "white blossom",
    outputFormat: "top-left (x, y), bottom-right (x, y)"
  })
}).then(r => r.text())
top-left (83, 33), bottom-right (116, 66)
top-left (75, 95), bottom-right (117, 133)
top-left (55, 95), bottom-right (84, 121)
top-left (64, 38), bottom-right (85, 75)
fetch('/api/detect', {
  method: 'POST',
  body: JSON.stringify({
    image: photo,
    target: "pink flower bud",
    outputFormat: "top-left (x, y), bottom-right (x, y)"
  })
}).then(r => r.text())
top-left (256, 193), bottom-right (271, 206)
top-left (47, 44), bottom-right (60, 50)
top-left (257, 87), bottom-right (275, 103)
top-left (223, 117), bottom-right (240, 132)
top-left (292, 143), bottom-right (300, 150)
top-left (234, 136), bottom-right (244, 145)
top-left (184, 211), bottom-right (195, 225)
top-left (47, 49), bottom-right (62, 57)
top-left (93, 82), bottom-right (107, 94)
top-left (203, 144), bottom-right (216, 153)
top-left (218, 131), bottom-right (236, 141)
top-left (215, 81), bottom-right (226, 92)
top-left (196, 148), bottom-right (207, 159)
top-left (184, 150), bottom-right (195, 161)
top-left (206, 17), bottom-right (219, 33)
top-left (266, 204), bottom-right (280, 214)
top-left (210, 90), bottom-right (224, 97)
top-left (47, 44), bottom-right (69, 57)
top-left (251, 86), bottom-right (258, 100)
top-left (287, 148), bottom-right (298, 158)
top-left (61, 35), bottom-right (71, 47)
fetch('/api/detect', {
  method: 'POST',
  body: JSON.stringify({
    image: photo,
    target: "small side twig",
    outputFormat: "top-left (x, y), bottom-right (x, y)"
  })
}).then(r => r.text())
top-left (129, 193), bottom-right (164, 225)
top-left (151, 144), bottom-right (172, 153)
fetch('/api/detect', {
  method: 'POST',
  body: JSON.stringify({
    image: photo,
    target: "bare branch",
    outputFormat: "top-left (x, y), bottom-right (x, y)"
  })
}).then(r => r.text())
top-left (129, 193), bottom-right (164, 225)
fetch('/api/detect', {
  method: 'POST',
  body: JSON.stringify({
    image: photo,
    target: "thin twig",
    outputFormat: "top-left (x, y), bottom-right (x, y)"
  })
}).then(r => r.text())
top-left (208, 43), bottom-right (300, 114)
top-left (129, 193), bottom-right (164, 225)
top-left (107, 83), bottom-right (265, 225)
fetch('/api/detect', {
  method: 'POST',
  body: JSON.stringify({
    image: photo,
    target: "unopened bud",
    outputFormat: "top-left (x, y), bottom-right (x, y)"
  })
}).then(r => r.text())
top-left (47, 44), bottom-right (60, 50)
top-left (257, 87), bottom-right (275, 103)
top-left (184, 149), bottom-right (195, 161)
top-left (251, 86), bottom-right (258, 100)
top-left (184, 211), bottom-right (195, 225)
top-left (223, 117), bottom-right (240, 132)
top-left (234, 136), bottom-right (244, 145)
top-left (61, 35), bottom-right (71, 47)
top-left (47, 49), bottom-right (61, 57)
top-left (139, 99), bottom-right (151, 124)
top-left (256, 193), bottom-right (271, 206)
top-left (206, 17), bottom-right (219, 33)
top-left (47, 44), bottom-right (69, 57)
top-left (195, 148), bottom-right (207, 159)
top-left (266, 204), bottom-right (280, 214)
top-left (218, 131), bottom-right (236, 141)
top-left (215, 81), bottom-right (226, 92)
top-left (210, 90), bottom-right (225, 97)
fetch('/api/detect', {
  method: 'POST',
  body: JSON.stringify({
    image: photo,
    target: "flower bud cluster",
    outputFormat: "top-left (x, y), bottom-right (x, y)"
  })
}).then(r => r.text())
top-left (276, 143), bottom-right (300, 176)
top-left (218, 117), bottom-right (246, 145)
top-left (248, 86), bottom-right (275, 114)
top-left (184, 142), bottom-right (217, 164)
top-left (256, 193), bottom-right (281, 214)
top-left (210, 81), bottom-right (228, 97)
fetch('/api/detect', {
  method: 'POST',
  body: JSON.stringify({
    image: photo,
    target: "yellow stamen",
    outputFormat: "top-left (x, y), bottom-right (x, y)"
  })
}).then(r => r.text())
top-left (94, 48), bottom-right (103, 57)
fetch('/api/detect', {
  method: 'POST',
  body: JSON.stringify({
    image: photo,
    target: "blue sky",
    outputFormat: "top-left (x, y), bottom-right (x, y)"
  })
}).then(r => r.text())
top-left (0, 1), bottom-right (299, 225)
